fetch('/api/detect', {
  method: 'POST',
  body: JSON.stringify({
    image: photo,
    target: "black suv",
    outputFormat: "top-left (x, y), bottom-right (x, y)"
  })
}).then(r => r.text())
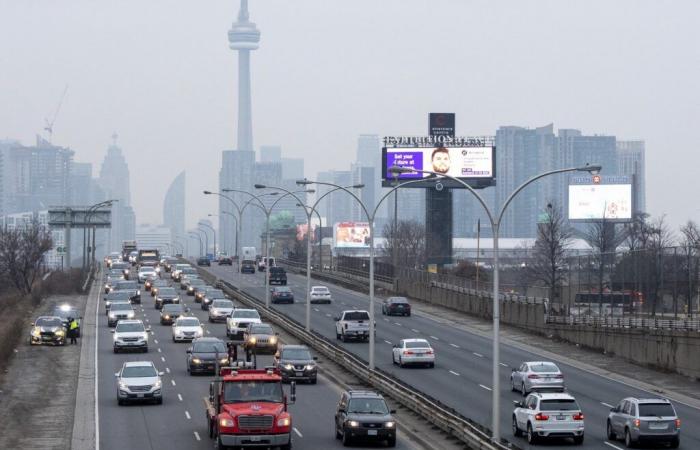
top-left (197, 257), bottom-right (211, 266)
top-left (218, 257), bottom-right (233, 265)
top-left (335, 390), bottom-right (396, 447)
top-left (274, 345), bottom-right (317, 384)
top-left (241, 259), bottom-right (256, 274)
top-left (269, 267), bottom-right (287, 285)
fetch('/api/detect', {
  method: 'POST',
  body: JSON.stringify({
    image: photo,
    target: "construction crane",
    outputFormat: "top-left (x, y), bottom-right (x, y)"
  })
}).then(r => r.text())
top-left (44, 85), bottom-right (68, 144)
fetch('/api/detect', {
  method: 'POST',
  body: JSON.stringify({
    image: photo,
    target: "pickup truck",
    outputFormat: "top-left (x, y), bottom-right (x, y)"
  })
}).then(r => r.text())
top-left (334, 310), bottom-right (372, 342)
top-left (226, 308), bottom-right (262, 341)
top-left (268, 267), bottom-right (287, 285)
top-left (205, 367), bottom-right (295, 450)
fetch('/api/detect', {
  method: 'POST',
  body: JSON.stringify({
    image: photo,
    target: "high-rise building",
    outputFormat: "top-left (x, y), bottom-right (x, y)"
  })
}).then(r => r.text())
top-left (219, 149), bottom-right (255, 252)
top-left (163, 171), bottom-right (186, 245)
top-left (617, 141), bottom-right (646, 214)
top-left (0, 210), bottom-right (65, 269)
top-left (281, 157), bottom-right (304, 180)
top-left (70, 162), bottom-right (93, 206)
top-left (351, 164), bottom-right (375, 222)
top-left (136, 224), bottom-right (172, 254)
top-left (98, 138), bottom-right (135, 252)
top-left (260, 145), bottom-right (281, 162)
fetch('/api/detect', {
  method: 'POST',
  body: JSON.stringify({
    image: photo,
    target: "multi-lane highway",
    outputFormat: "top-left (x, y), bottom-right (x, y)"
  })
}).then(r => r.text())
top-left (95, 269), bottom-right (418, 450)
top-left (203, 263), bottom-right (700, 450)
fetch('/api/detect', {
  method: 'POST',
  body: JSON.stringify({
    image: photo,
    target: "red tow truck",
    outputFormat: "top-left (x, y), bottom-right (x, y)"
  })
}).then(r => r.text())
top-left (205, 366), bottom-right (296, 449)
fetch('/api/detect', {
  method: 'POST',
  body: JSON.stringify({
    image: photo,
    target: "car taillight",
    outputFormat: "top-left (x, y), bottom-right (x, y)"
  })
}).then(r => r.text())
top-left (534, 413), bottom-right (549, 421)
top-left (528, 374), bottom-right (539, 379)
top-left (425, 350), bottom-right (434, 354)
top-left (554, 374), bottom-right (564, 378)
top-left (675, 419), bottom-right (681, 428)
top-left (573, 413), bottom-right (584, 420)
top-left (403, 351), bottom-right (414, 355)
top-left (633, 419), bottom-right (640, 427)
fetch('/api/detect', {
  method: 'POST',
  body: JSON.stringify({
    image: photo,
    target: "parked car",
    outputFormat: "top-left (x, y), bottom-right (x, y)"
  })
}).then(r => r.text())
top-left (391, 338), bottom-right (434, 368)
top-left (309, 285), bottom-right (332, 304)
top-left (197, 256), bottom-right (211, 266)
top-left (271, 286), bottom-right (294, 304)
top-left (511, 361), bottom-right (565, 396)
top-left (115, 361), bottom-right (163, 405)
top-left (382, 297), bottom-right (411, 316)
top-left (112, 319), bottom-right (150, 353)
top-left (186, 337), bottom-right (228, 374)
top-left (171, 316), bottom-right (204, 342)
top-left (512, 392), bottom-right (584, 445)
top-left (51, 304), bottom-right (82, 336)
top-left (29, 316), bottom-right (66, 346)
top-left (334, 389), bottom-right (396, 447)
top-left (607, 397), bottom-right (680, 448)
top-left (274, 344), bottom-right (317, 384)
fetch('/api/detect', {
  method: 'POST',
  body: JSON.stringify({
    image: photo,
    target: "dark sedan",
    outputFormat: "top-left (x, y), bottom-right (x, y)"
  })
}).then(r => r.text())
top-left (197, 257), bottom-right (211, 266)
top-left (240, 259), bottom-right (256, 274)
top-left (382, 297), bottom-right (411, 317)
top-left (186, 338), bottom-right (228, 374)
top-left (160, 304), bottom-right (186, 325)
top-left (218, 257), bottom-right (233, 265)
top-left (155, 287), bottom-right (180, 310)
top-left (271, 286), bottom-right (294, 304)
top-left (274, 345), bottom-right (317, 384)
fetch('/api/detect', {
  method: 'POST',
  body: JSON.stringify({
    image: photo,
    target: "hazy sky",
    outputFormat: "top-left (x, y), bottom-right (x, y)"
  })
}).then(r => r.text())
top-left (1, 0), bottom-right (699, 232)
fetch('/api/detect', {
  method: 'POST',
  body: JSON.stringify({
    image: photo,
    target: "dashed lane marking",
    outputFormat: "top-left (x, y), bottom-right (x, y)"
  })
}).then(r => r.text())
top-left (325, 313), bottom-right (331, 317)
top-left (206, 330), bottom-right (211, 335)
top-left (449, 370), bottom-right (460, 376)
top-left (601, 402), bottom-right (614, 408)
top-left (178, 394), bottom-right (183, 402)
top-left (161, 356), bottom-right (166, 362)
top-left (185, 410), bottom-right (191, 419)
top-left (293, 427), bottom-right (303, 438)
top-left (384, 340), bottom-right (392, 345)
top-left (313, 308), bottom-right (319, 312)
top-left (473, 352), bottom-right (483, 358)
top-left (394, 322), bottom-right (402, 326)
top-left (604, 442), bottom-right (624, 450)
top-left (450, 343), bottom-right (460, 348)
top-left (411, 329), bottom-right (420, 333)
top-left (154, 339), bottom-right (158, 344)
top-left (193, 431), bottom-right (201, 441)
top-left (499, 363), bottom-right (509, 367)
top-left (479, 384), bottom-right (492, 391)
top-left (157, 348), bottom-right (162, 353)
top-left (171, 379), bottom-right (176, 386)
top-left (430, 335), bottom-right (439, 340)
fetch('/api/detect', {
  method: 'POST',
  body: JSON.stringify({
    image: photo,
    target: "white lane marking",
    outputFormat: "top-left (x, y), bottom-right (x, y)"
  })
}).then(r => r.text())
top-left (513, 400), bottom-right (519, 404)
top-left (178, 394), bottom-right (183, 402)
top-left (411, 328), bottom-right (420, 333)
top-left (604, 442), bottom-right (624, 450)
top-left (500, 363), bottom-right (509, 367)
top-left (450, 343), bottom-right (460, 348)
top-left (341, 302), bottom-right (346, 305)
top-left (171, 379), bottom-right (176, 386)
top-left (165, 367), bottom-right (170, 373)
top-left (449, 370), bottom-right (460, 376)
top-left (325, 313), bottom-right (331, 317)
top-left (313, 308), bottom-right (320, 312)
top-left (479, 384), bottom-right (492, 391)
top-left (394, 322), bottom-right (402, 326)
top-left (157, 348), bottom-right (162, 353)
top-left (185, 410), bottom-right (191, 419)
top-left (193, 431), bottom-right (201, 441)
top-left (473, 352), bottom-right (483, 358)
top-left (601, 402), bottom-right (614, 408)
top-left (161, 356), bottom-right (166, 362)
top-left (93, 281), bottom-right (100, 450)
top-left (154, 339), bottom-right (158, 344)
top-left (145, 319), bottom-right (149, 322)
top-left (293, 427), bottom-right (303, 438)
top-left (430, 335), bottom-right (439, 340)
top-left (206, 330), bottom-right (211, 335)
top-left (383, 318), bottom-right (390, 322)
top-left (384, 340), bottom-right (392, 345)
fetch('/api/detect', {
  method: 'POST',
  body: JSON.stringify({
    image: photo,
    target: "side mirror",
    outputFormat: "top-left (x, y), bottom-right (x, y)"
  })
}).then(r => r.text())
top-left (275, 332), bottom-right (280, 336)
top-left (338, 408), bottom-right (346, 414)
top-left (110, 330), bottom-right (115, 334)
top-left (290, 381), bottom-right (296, 403)
top-left (390, 409), bottom-right (396, 414)
top-left (333, 317), bottom-right (340, 321)
top-left (312, 356), bottom-right (318, 361)
top-left (517, 401), bottom-right (524, 408)
top-left (186, 348), bottom-right (192, 354)
top-left (114, 372), bottom-right (119, 377)
top-left (146, 327), bottom-right (152, 332)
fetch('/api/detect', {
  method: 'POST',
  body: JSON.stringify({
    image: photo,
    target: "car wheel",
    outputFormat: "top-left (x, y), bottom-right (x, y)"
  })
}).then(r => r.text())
top-left (336, 331), bottom-right (340, 340)
top-left (143, 346), bottom-right (148, 353)
top-left (340, 333), bottom-right (346, 342)
top-left (526, 423), bottom-right (537, 444)
top-left (386, 436), bottom-right (396, 447)
top-left (117, 399), bottom-right (124, 406)
top-left (510, 377), bottom-right (516, 392)
top-left (670, 437), bottom-right (680, 448)
top-left (381, 307), bottom-right (385, 315)
top-left (624, 428), bottom-right (634, 448)
top-left (113, 347), bottom-right (118, 354)
top-left (279, 441), bottom-right (292, 450)
top-left (172, 336), bottom-right (176, 343)
top-left (521, 382), bottom-right (527, 397)
top-left (342, 429), bottom-right (352, 447)
top-left (607, 421), bottom-right (617, 440)
top-left (406, 312), bottom-right (411, 317)
top-left (156, 397), bottom-right (163, 405)
top-left (310, 377), bottom-right (317, 385)
top-left (398, 357), bottom-right (404, 368)
top-left (512, 415), bottom-right (522, 437)
top-left (573, 434), bottom-right (584, 445)
top-left (428, 362), bottom-right (435, 368)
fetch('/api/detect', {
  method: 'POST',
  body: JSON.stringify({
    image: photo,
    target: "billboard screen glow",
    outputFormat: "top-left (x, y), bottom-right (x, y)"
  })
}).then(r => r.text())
top-left (334, 222), bottom-right (370, 248)
top-left (384, 146), bottom-right (494, 180)
top-left (568, 184), bottom-right (632, 220)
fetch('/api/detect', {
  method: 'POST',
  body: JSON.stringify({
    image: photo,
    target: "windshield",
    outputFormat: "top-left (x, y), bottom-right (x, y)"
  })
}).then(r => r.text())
top-left (190, 280), bottom-right (205, 285)
top-left (639, 403), bottom-right (675, 417)
top-left (312, 287), bottom-right (328, 292)
top-left (270, 268), bottom-right (284, 274)
top-left (158, 288), bottom-right (177, 296)
top-left (177, 318), bottom-right (200, 327)
top-left (163, 305), bottom-right (184, 312)
top-left (389, 298), bottom-right (408, 304)
top-left (52, 309), bottom-right (77, 319)
top-left (540, 399), bottom-right (580, 411)
top-left (193, 341), bottom-right (226, 353)
top-left (529, 363), bottom-right (559, 373)
top-left (36, 318), bottom-right (63, 327)
top-left (347, 398), bottom-right (389, 414)
top-left (224, 381), bottom-right (283, 404)
top-left (115, 282), bottom-right (138, 290)
top-left (116, 322), bottom-right (145, 332)
top-left (212, 300), bottom-right (233, 308)
top-left (405, 341), bottom-right (431, 349)
top-left (139, 268), bottom-right (155, 273)
top-left (122, 366), bottom-right (157, 378)
top-left (344, 312), bottom-right (370, 321)
top-left (206, 290), bottom-right (224, 297)
top-left (107, 292), bottom-right (131, 300)
top-left (110, 304), bottom-right (133, 311)
top-left (281, 348), bottom-right (312, 360)
top-left (234, 310), bottom-right (260, 319)
top-left (276, 287), bottom-right (291, 293)
top-left (250, 325), bottom-right (273, 334)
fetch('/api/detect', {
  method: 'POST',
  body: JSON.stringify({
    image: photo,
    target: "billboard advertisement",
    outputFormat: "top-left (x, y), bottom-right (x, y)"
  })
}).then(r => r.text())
top-left (568, 184), bottom-right (632, 220)
top-left (334, 222), bottom-right (370, 248)
top-left (296, 223), bottom-right (317, 242)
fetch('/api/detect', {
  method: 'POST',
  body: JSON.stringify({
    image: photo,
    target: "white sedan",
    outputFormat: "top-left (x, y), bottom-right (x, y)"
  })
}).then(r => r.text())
top-left (309, 285), bottom-right (332, 304)
top-left (392, 338), bottom-right (435, 368)
top-left (171, 317), bottom-right (204, 342)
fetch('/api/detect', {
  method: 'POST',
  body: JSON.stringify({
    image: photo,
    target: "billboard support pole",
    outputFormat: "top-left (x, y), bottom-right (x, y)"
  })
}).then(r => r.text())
top-left (387, 163), bottom-right (601, 443)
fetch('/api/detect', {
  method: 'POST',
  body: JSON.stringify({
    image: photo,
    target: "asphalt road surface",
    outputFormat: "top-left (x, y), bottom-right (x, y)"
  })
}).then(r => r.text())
top-left (203, 263), bottom-right (700, 450)
top-left (96, 271), bottom-right (418, 450)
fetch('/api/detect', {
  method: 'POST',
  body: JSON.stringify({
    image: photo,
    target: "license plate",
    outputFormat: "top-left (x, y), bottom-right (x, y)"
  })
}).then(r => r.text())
top-left (295, 372), bottom-right (303, 377)
top-left (650, 423), bottom-right (667, 430)
top-left (250, 436), bottom-right (261, 442)
top-left (367, 430), bottom-right (378, 436)
top-left (137, 393), bottom-right (144, 398)
top-left (556, 415), bottom-right (566, 420)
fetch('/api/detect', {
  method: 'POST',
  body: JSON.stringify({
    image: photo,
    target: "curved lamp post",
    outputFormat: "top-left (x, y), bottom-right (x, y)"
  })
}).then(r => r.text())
top-left (389, 163), bottom-right (602, 442)
top-left (188, 231), bottom-right (203, 257)
top-left (198, 222), bottom-right (216, 258)
top-left (84, 199), bottom-right (118, 269)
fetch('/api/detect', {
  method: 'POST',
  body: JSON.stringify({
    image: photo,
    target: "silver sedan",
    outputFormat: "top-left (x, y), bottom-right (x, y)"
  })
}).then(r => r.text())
top-left (510, 361), bottom-right (565, 396)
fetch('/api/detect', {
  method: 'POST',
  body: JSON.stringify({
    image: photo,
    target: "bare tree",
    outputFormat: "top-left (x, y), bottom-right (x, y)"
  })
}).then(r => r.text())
top-left (0, 220), bottom-right (53, 294)
top-left (646, 216), bottom-right (675, 315)
top-left (527, 203), bottom-right (572, 307)
top-left (680, 220), bottom-right (700, 318)
top-left (584, 218), bottom-right (626, 315)
top-left (382, 220), bottom-right (426, 270)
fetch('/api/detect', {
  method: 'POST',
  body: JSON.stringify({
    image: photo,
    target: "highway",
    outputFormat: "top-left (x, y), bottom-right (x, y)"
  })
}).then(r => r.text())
top-left (95, 270), bottom-right (418, 450)
top-left (203, 263), bottom-right (700, 450)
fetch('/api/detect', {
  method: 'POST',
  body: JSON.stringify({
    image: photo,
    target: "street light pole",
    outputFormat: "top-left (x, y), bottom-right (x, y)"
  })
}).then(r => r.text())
top-left (189, 232), bottom-right (203, 256)
top-left (198, 222), bottom-right (216, 258)
top-left (389, 163), bottom-right (602, 442)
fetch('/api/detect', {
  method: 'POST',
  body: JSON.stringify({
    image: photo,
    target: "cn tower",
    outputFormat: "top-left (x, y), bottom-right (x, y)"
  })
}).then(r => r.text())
top-left (228, 0), bottom-right (260, 152)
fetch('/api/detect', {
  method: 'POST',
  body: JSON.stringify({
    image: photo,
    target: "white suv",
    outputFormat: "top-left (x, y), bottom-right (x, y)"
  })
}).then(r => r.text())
top-left (112, 319), bottom-right (150, 353)
top-left (171, 316), bottom-right (204, 342)
top-left (512, 392), bottom-right (585, 445)
top-left (115, 361), bottom-right (163, 405)
top-left (226, 308), bottom-right (261, 340)
top-left (309, 286), bottom-right (332, 304)
top-left (138, 267), bottom-right (157, 283)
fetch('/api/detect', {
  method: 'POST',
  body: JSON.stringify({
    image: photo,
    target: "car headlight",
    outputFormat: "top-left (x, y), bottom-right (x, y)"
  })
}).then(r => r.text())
top-left (124, 270), bottom-right (129, 274)
top-left (119, 381), bottom-right (128, 390)
top-left (347, 420), bottom-right (360, 427)
top-left (277, 417), bottom-right (291, 427)
top-left (220, 357), bottom-right (229, 364)
top-left (153, 379), bottom-right (162, 389)
top-left (204, 298), bottom-right (211, 303)
top-left (219, 417), bottom-right (234, 427)
top-left (305, 364), bottom-right (315, 371)
top-left (269, 336), bottom-right (277, 344)
top-left (164, 315), bottom-right (170, 320)
top-left (31, 327), bottom-right (41, 337)
top-left (142, 332), bottom-right (149, 340)
top-left (196, 329), bottom-right (203, 337)
top-left (105, 301), bottom-right (112, 307)
top-left (55, 329), bottom-right (65, 336)
top-left (385, 421), bottom-right (395, 428)
top-left (284, 364), bottom-right (294, 370)
top-left (192, 358), bottom-right (201, 364)
top-left (137, 290), bottom-right (141, 296)
top-left (108, 313), bottom-right (116, 318)
top-left (104, 284), bottom-right (109, 288)
top-left (113, 334), bottom-right (119, 341)
top-left (249, 337), bottom-right (257, 344)
top-left (127, 311), bottom-right (135, 318)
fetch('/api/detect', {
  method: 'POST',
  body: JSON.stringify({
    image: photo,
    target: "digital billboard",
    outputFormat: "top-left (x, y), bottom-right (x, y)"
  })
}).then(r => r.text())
top-left (382, 146), bottom-right (495, 188)
top-left (295, 223), bottom-right (317, 242)
top-left (568, 184), bottom-right (632, 220)
top-left (334, 222), bottom-right (370, 248)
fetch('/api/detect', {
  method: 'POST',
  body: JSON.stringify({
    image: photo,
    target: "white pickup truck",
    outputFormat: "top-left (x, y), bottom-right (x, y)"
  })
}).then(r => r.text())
top-left (225, 308), bottom-right (262, 341)
top-left (334, 310), bottom-right (372, 342)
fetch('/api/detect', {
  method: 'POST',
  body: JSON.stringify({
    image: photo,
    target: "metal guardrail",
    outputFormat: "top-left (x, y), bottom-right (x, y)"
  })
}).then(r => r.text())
top-left (200, 269), bottom-right (517, 450)
top-left (277, 258), bottom-right (394, 285)
top-left (546, 314), bottom-right (700, 332)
